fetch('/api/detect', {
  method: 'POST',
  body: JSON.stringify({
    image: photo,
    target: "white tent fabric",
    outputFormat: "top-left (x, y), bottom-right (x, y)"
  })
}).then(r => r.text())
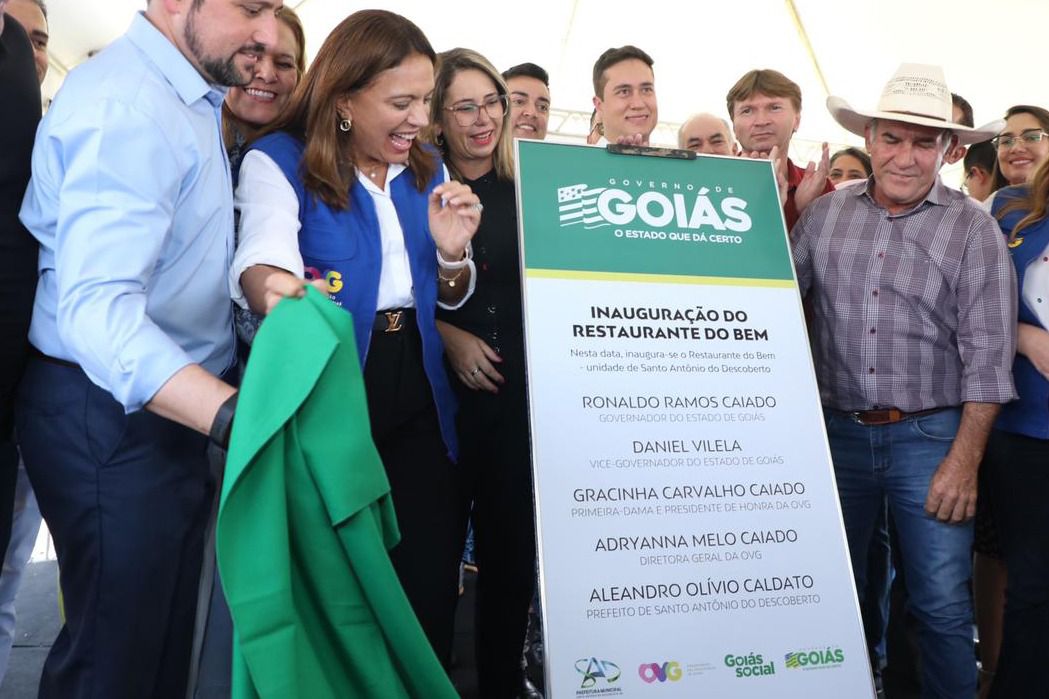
top-left (34, 0), bottom-right (1049, 174)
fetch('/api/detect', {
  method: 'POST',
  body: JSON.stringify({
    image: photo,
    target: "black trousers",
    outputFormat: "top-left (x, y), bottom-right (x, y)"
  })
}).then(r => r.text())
top-left (458, 378), bottom-right (537, 698)
top-left (0, 216), bottom-right (36, 564)
top-left (364, 312), bottom-right (468, 668)
top-left (985, 429), bottom-right (1049, 698)
top-left (16, 359), bottom-right (213, 699)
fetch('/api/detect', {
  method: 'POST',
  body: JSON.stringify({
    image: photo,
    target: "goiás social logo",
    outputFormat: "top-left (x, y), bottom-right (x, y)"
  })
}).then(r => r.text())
top-left (724, 651), bottom-right (776, 678)
top-left (784, 647), bottom-right (845, 670)
top-left (557, 179), bottom-right (752, 236)
top-left (638, 661), bottom-right (683, 683)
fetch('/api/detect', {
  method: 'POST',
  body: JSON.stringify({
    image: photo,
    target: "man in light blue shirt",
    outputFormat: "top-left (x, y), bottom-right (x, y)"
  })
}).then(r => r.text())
top-left (16, 2), bottom-right (286, 696)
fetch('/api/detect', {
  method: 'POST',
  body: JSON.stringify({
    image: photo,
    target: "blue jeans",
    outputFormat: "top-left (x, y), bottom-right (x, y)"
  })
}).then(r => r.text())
top-left (824, 408), bottom-right (975, 699)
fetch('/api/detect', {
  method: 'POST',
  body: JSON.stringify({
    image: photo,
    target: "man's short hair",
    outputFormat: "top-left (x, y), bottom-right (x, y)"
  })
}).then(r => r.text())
top-left (502, 62), bottom-right (549, 87)
top-left (592, 45), bottom-right (653, 98)
top-left (951, 93), bottom-right (974, 127)
top-left (726, 69), bottom-right (801, 117)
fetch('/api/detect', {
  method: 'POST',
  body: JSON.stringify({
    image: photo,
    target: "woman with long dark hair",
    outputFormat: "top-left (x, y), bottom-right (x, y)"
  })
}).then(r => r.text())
top-left (230, 10), bottom-right (480, 665)
top-left (983, 156), bottom-right (1049, 698)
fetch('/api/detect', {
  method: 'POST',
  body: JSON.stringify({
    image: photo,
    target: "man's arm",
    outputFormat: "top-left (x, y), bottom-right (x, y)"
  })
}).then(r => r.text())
top-left (147, 365), bottom-right (236, 436)
top-left (924, 401), bottom-right (999, 523)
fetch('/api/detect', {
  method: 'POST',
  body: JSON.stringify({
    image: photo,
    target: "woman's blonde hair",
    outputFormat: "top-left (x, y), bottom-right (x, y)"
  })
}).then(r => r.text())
top-left (430, 48), bottom-right (514, 182)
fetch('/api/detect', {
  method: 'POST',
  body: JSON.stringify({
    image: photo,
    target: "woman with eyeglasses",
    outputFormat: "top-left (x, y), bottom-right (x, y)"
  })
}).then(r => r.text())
top-left (982, 156), bottom-right (1049, 698)
top-left (430, 48), bottom-right (540, 699)
top-left (971, 104), bottom-right (1049, 696)
top-left (230, 10), bottom-right (481, 666)
top-left (994, 105), bottom-right (1049, 187)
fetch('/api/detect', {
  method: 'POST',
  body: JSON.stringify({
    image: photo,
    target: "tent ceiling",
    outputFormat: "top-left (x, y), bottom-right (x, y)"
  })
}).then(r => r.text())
top-left (38, 0), bottom-right (1049, 158)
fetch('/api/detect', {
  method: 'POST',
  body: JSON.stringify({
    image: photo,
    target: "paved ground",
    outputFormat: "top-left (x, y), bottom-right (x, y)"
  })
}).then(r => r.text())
top-left (0, 555), bottom-right (487, 698)
top-left (0, 557), bottom-right (58, 699)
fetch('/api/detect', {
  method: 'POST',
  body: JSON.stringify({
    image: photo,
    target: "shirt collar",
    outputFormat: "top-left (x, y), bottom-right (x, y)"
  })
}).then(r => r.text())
top-left (858, 175), bottom-right (948, 214)
top-left (126, 12), bottom-right (226, 109)
top-left (358, 163), bottom-right (407, 195)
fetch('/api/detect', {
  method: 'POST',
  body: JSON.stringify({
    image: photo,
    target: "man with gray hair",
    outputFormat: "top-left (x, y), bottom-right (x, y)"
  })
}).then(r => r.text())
top-left (677, 112), bottom-right (737, 155)
top-left (792, 63), bottom-right (1016, 698)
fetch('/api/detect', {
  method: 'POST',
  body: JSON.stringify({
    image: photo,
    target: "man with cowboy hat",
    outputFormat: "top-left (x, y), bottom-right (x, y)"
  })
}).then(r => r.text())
top-left (792, 63), bottom-right (1017, 699)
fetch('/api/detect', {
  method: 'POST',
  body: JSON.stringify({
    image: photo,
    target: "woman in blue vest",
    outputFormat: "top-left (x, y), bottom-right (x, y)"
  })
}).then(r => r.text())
top-left (430, 49), bottom-right (539, 698)
top-left (229, 10), bottom-right (481, 666)
top-left (984, 157), bottom-right (1049, 697)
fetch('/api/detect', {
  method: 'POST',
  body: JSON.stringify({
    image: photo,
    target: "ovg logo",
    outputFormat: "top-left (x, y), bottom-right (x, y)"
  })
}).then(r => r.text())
top-left (639, 661), bottom-right (682, 683)
top-left (556, 181), bottom-right (752, 233)
top-left (575, 657), bottom-right (621, 689)
top-left (304, 266), bottom-right (343, 294)
top-left (784, 647), bottom-right (845, 670)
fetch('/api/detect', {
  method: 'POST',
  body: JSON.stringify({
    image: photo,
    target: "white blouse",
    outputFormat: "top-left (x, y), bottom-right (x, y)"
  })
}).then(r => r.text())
top-left (230, 150), bottom-right (475, 311)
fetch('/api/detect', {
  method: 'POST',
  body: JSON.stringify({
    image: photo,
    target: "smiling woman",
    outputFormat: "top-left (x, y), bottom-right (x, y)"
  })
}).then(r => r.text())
top-left (430, 48), bottom-right (540, 698)
top-left (995, 105), bottom-right (1049, 187)
top-left (221, 5), bottom-right (304, 169)
top-left (229, 9), bottom-right (481, 675)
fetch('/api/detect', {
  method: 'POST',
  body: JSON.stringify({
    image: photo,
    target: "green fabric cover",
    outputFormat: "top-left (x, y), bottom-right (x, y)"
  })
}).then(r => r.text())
top-left (217, 287), bottom-right (458, 699)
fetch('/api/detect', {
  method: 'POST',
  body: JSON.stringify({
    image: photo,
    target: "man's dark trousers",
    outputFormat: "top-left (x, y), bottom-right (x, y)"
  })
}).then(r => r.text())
top-left (17, 359), bottom-right (214, 699)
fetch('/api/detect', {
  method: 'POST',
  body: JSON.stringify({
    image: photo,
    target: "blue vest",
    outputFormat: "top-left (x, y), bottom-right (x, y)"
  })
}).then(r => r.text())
top-left (252, 132), bottom-right (459, 459)
top-left (992, 187), bottom-right (1049, 439)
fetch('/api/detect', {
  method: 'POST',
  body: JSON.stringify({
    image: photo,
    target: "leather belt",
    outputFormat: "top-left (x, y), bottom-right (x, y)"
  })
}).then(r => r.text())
top-left (847, 407), bottom-right (945, 426)
top-left (29, 345), bottom-right (80, 370)
top-left (373, 309), bottom-right (415, 334)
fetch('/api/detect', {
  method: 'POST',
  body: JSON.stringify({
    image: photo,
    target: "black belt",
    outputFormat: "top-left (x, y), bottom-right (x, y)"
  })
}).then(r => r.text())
top-left (29, 345), bottom-right (80, 370)
top-left (373, 308), bottom-right (416, 334)
top-left (845, 407), bottom-right (946, 426)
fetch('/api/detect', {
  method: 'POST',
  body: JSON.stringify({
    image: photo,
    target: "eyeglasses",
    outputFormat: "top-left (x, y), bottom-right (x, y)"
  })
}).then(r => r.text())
top-left (444, 94), bottom-right (508, 127)
top-left (992, 130), bottom-right (1049, 149)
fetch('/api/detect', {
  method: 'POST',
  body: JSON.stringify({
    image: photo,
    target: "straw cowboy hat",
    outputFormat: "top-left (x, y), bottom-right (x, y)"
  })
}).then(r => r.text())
top-left (827, 63), bottom-right (1003, 146)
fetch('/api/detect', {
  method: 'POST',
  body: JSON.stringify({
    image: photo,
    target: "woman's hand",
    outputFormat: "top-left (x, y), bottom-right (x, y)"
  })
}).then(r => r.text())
top-left (437, 320), bottom-right (504, 393)
top-left (241, 264), bottom-right (327, 315)
top-left (429, 181), bottom-right (481, 263)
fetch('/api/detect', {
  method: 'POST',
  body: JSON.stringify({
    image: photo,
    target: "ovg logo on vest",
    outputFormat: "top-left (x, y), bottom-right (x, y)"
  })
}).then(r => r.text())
top-left (557, 180), bottom-right (753, 234)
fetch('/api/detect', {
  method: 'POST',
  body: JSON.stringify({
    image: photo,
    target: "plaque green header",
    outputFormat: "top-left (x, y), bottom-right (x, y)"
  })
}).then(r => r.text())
top-left (516, 141), bottom-right (796, 281)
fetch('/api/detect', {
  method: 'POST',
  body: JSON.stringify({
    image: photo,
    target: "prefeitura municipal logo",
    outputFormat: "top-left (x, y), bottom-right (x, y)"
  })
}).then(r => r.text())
top-left (574, 657), bottom-right (623, 696)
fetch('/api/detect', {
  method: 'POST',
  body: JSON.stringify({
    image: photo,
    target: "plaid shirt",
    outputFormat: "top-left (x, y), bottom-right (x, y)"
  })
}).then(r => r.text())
top-left (792, 178), bottom-right (1018, 412)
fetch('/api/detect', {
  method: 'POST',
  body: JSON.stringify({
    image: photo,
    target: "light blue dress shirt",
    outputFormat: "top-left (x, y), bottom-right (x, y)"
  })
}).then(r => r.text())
top-left (20, 13), bottom-right (235, 412)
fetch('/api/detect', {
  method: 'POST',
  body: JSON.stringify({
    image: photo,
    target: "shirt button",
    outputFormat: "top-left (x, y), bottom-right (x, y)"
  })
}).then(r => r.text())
top-left (487, 305), bottom-right (497, 315)
top-left (872, 289), bottom-right (879, 297)
top-left (868, 367), bottom-right (875, 374)
top-left (878, 252), bottom-right (885, 258)
top-left (870, 327), bottom-right (876, 334)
